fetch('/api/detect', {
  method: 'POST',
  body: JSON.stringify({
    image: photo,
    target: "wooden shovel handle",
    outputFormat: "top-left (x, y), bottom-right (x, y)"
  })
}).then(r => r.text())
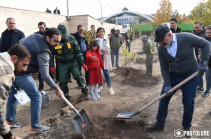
top-left (61, 95), bottom-right (79, 114)
top-left (138, 71), bottom-right (198, 113)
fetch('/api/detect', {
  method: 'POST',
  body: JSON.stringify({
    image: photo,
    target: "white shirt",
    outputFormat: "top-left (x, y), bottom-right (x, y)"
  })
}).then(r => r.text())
top-left (99, 38), bottom-right (104, 49)
top-left (167, 34), bottom-right (177, 57)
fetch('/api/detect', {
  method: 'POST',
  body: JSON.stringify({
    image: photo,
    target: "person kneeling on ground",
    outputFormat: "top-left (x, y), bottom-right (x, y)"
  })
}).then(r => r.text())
top-left (86, 40), bottom-right (104, 101)
top-left (0, 44), bottom-right (31, 139)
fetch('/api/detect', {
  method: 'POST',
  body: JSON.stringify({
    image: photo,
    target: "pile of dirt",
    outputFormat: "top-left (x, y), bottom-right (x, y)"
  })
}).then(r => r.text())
top-left (84, 116), bottom-right (149, 139)
top-left (113, 67), bottom-right (161, 87)
top-left (24, 112), bottom-right (149, 139)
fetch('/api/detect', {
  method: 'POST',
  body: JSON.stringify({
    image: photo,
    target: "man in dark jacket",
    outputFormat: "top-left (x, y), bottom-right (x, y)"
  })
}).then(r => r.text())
top-left (192, 22), bottom-right (207, 93)
top-left (53, 7), bottom-right (60, 14)
top-left (145, 25), bottom-right (210, 133)
top-left (72, 25), bottom-right (89, 85)
top-left (109, 29), bottom-right (123, 67)
top-left (198, 26), bottom-right (211, 97)
top-left (45, 8), bottom-right (51, 13)
top-left (34, 22), bottom-right (46, 36)
top-left (192, 22), bottom-right (206, 62)
top-left (170, 17), bottom-right (181, 33)
top-left (6, 28), bottom-right (63, 134)
top-left (0, 17), bottom-right (25, 52)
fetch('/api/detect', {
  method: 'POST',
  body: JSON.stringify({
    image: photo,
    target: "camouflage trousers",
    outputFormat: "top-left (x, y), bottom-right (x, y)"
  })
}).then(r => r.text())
top-left (0, 84), bottom-right (10, 136)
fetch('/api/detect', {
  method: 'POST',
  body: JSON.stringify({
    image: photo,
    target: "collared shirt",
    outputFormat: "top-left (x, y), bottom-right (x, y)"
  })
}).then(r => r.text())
top-left (167, 34), bottom-right (177, 57)
top-left (80, 37), bottom-right (87, 53)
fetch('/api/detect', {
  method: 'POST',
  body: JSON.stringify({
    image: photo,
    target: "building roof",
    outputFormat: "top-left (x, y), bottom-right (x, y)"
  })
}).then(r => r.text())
top-left (100, 8), bottom-right (154, 23)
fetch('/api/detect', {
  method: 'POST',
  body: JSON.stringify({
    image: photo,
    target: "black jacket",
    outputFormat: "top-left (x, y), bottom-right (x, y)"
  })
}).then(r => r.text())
top-left (192, 29), bottom-right (206, 59)
top-left (53, 9), bottom-right (60, 14)
top-left (72, 32), bottom-right (88, 51)
top-left (0, 28), bottom-right (25, 52)
top-left (170, 27), bottom-right (182, 33)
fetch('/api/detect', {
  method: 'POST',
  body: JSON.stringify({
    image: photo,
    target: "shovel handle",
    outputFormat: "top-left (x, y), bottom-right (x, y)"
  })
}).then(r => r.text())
top-left (138, 71), bottom-right (198, 113)
top-left (61, 95), bottom-right (79, 114)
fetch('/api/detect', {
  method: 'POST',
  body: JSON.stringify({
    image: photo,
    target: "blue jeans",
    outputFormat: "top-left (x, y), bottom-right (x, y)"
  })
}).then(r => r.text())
top-left (156, 72), bottom-right (198, 129)
top-left (110, 50), bottom-right (119, 67)
top-left (99, 55), bottom-right (111, 87)
top-left (6, 74), bottom-right (42, 128)
top-left (198, 69), bottom-right (211, 90)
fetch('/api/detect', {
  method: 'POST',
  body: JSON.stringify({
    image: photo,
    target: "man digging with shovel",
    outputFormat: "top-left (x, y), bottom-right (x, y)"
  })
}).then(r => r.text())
top-left (145, 25), bottom-right (210, 133)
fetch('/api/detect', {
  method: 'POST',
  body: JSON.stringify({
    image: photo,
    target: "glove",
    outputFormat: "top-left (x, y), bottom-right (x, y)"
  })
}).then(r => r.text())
top-left (198, 62), bottom-right (208, 73)
top-left (165, 86), bottom-right (173, 96)
top-left (50, 67), bottom-right (56, 75)
top-left (82, 64), bottom-right (88, 71)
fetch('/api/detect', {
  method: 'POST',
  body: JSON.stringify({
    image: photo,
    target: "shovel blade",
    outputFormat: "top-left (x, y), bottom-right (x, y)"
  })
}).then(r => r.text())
top-left (116, 111), bottom-right (135, 119)
top-left (73, 109), bottom-right (90, 134)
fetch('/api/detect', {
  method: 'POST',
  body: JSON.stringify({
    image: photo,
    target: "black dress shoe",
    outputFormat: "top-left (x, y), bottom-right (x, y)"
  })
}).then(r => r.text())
top-left (145, 123), bottom-right (164, 132)
top-left (183, 128), bottom-right (190, 138)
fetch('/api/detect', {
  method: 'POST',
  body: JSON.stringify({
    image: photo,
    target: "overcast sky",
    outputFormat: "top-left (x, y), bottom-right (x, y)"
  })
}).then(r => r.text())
top-left (0, 0), bottom-right (203, 18)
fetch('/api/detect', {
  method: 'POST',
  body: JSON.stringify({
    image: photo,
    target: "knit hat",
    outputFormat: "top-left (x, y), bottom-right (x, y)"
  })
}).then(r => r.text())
top-left (141, 35), bottom-right (148, 40)
top-left (57, 25), bottom-right (69, 37)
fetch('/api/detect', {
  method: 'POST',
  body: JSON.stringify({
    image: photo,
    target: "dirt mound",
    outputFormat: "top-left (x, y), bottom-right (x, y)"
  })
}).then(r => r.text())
top-left (24, 110), bottom-right (149, 139)
top-left (84, 116), bottom-right (149, 139)
top-left (113, 67), bottom-right (161, 87)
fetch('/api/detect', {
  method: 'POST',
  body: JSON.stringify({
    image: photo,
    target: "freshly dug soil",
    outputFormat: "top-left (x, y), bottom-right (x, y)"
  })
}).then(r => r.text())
top-left (24, 113), bottom-right (149, 139)
top-left (84, 116), bottom-right (149, 139)
top-left (113, 67), bottom-right (161, 87)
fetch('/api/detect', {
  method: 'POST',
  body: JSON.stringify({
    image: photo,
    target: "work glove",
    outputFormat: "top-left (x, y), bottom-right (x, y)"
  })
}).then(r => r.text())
top-left (165, 86), bottom-right (173, 96)
top-left (50, 67), bottom-right (56, 75)
top-left (82, 64), bottom-right (88, 71)
top-left (198, 61), bottom-right (208, 73)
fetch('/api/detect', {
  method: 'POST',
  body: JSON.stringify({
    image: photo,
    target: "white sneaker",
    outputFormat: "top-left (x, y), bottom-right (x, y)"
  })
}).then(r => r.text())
top-left (109, 88), bottom-right (114, 95)
top-left (94, 92), bottom-right (101, 99)
top-left (98, 86), bottom-right (103, 92)
top-left (90, 92), bottom-right (98, 101)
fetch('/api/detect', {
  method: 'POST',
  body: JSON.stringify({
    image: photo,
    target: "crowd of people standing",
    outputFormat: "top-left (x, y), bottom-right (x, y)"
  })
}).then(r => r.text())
top-left (0, 16), bottom-right (211, 139)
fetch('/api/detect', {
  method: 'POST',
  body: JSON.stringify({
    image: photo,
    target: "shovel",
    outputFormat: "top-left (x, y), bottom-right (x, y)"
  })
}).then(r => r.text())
top-left (61, 95), bottom-right (90, 133)
top-left (125, 53), bottom-right (138, 76)
top-left (117, 71), bottom-right (198, 119)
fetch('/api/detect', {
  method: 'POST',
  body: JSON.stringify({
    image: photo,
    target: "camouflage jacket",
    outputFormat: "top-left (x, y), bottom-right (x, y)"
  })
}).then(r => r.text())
top-left (0, 52), bottom-right (14, 136)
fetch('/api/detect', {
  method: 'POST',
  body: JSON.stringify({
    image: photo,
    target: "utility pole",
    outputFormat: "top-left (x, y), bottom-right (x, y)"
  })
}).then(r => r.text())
top-left (66, 0), bottom-right (70, 20)
top-left (98, 0), bottom-right (103, 18)
top-left (107, 3), bottom-right (117, 25)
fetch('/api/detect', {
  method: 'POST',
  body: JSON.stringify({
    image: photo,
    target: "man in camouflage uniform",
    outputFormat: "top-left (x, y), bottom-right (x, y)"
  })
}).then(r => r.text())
top-left (139, 35), bottom-right (154, 76)
top-left (0, 44), bottom-right (31, 139)
top-left (51, 25), bottom-right (88, 107)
